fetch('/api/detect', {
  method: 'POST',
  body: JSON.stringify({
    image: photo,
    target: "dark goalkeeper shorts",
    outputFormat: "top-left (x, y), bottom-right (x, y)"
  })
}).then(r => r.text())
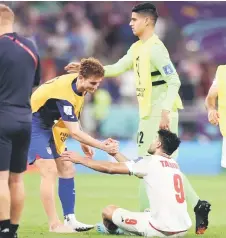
top-left (0, 105), bottom-right (32, 173)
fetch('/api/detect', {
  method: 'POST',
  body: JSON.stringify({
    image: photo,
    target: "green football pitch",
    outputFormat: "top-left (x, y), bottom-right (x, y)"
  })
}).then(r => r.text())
top-left (19, 173), bottom-right (225, 238)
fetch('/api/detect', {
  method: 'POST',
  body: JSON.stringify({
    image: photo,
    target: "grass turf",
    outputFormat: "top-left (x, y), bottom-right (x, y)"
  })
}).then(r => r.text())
top-left (19, 173), bottom-right (226, 238)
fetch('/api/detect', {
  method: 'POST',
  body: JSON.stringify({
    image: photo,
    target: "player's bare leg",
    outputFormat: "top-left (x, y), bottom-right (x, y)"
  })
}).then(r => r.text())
top-left (56, 158), bottom-right (94, 232)
top-left (9, 172), bottom-right (25, 236)
top-left (0, 171), bottom-right (10, 232)
top-left (34, 159), bottom-right (74, 233)
top-left (96, 205), bottom-right (124, 235)
top-left (102, 205), bottom-right (119, 233)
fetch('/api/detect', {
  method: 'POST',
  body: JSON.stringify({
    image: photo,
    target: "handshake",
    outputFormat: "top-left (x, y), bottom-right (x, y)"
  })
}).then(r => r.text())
top-left (102, 138), bottom-right (119, 156)
top-left (61, 138), bottom-right (119, 164)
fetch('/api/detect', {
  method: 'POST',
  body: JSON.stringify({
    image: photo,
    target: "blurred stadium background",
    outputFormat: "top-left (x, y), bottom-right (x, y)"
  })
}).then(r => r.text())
top-left (1, 1), bottom-right (225, 237)
top-left (5, 1), bottom-right (226, 175)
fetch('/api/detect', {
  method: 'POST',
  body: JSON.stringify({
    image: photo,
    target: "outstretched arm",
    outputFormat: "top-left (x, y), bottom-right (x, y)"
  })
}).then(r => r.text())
top-left (61, 151), bottom-right (148, 178)
top-left (61, 151), bottom-right (130, 174)
top-left (112, 152), bottom-right (129, 162)
top-left (56, 100), bottom-right (118, 154)
top-left (65, 49), bottom-right (133, 77)
top-left (64, 120), bottom-right (119, 154)
top-left (78, 159), bottom-right (130, 175)
top-left (104, 139), bottom-right (129, 162)
top-left (104, 49), bottom-right (133, 77)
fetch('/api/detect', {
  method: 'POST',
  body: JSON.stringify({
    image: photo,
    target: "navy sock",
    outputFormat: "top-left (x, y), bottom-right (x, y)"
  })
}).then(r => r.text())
top-left (58, 178), bottom-right (75, 216)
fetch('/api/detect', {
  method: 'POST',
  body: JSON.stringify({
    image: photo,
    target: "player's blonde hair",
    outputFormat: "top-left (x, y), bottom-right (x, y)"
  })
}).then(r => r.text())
top-left (79, 57), bottom-right (104, 79)
top-left (0, 4), bottom-right (14, 26)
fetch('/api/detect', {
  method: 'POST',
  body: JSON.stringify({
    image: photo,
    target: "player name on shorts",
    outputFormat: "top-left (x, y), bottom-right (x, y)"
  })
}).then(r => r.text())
top-left (160, 160), bottom-right (179, 169)
top-left (136, 87), bottom-right (145, 97)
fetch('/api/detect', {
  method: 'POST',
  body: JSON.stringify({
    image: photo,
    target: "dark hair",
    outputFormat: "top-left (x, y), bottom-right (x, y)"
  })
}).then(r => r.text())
top-left (132, 2), bottom-right (158, 25)
top-left (79, 57), bottom-right (104, 79)
top-left (158, 129), bottom-right (181, 155)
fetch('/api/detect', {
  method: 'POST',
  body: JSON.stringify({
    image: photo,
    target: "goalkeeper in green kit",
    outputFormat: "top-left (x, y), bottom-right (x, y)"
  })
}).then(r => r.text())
top-left (65, 2), bottom-right (211, 235)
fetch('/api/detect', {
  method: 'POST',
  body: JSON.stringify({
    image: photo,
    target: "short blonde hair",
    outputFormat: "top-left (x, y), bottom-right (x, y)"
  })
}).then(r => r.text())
top-left (0, 4), bottom-right (14, 26)
top-left (79, 57), bottom-right (104, 79)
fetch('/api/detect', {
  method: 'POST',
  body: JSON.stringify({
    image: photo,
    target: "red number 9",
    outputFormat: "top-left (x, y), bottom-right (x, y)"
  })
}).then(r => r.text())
top-left (173, 174), bottom-right (185, 204)
top-left (125, 219), bottom-right (137, 225)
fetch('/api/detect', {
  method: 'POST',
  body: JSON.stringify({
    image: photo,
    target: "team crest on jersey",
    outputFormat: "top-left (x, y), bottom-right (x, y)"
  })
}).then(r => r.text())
top-left (163, 64), bottom-right (174, 75)
top-left (63, 106), bottom-right (72, 116)
top-left (46, 147), bottom-right (52, 155)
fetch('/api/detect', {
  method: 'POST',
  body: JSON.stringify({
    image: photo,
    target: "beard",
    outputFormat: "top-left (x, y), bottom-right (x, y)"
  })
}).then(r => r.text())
top-left (148, 148), bottom-right (155, 155)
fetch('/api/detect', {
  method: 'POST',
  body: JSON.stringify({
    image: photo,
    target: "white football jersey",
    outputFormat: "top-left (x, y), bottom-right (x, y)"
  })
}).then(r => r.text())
top-left (125, 155), bottom-right (192, 232)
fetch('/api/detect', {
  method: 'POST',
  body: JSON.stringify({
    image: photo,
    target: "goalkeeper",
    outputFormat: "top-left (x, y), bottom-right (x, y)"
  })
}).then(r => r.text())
top-left (65, 2), bottom-right (211, 234)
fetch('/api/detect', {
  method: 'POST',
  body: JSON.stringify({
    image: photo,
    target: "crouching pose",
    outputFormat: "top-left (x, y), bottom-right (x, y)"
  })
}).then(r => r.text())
top-left (28, 58), bottom-right (118, 233)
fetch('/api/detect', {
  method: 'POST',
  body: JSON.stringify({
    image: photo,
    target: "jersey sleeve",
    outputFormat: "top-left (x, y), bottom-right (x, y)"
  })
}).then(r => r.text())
top-left (125, 157), bottom-right (149, 178)
top-left (56, 100), bottom-right (78, 122)
top-left (104, 47), bottom-right (133, 77)
top-left (150, 44), bottom-right (181, 111)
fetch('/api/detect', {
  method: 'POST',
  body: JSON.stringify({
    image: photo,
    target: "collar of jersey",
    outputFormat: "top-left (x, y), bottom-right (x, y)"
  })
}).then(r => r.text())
top-left (3, 32), bottom-right (17, 38)
top-left (72, 77), bottom-right (83, 96)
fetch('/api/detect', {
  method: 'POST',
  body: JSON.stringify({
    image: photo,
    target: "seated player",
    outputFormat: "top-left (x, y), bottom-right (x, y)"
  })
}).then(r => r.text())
top-left (61, 130), bottom-right (193, 237)
top-left (28, 58), bottom-right (119, 233)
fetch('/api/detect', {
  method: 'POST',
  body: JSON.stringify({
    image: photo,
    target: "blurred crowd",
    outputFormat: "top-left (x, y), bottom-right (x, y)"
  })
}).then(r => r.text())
top-left (8, 1), bottom-right (221, 141)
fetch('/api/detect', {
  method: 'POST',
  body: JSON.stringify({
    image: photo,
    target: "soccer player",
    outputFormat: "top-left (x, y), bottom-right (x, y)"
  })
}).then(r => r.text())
top-left (61, 130), bottom-right (192, 237)
top-left (28, 58), bottom-right (119, 233)
top-left (0, 4), bottom-right (41, 238)
top-left (205, 65), bottom-right (226, 168)
top-left (65, 2), bottom-right (211, 234)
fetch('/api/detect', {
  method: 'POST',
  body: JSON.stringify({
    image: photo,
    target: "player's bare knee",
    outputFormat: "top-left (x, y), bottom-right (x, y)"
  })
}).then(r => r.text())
top-left (102, 205), bottom-right (118, 220)
top-left (56, 158), bottom-right (75, 178)
top-left (9, 172), bottom-right (23, 184)
top-left (35, 160), bottom-right (57, 180)
top-left (43, 166), bottom-right (58, 180)
top-left (0, 171), bottom-right (9, 181)
top-left (0, 171), bottom-right (9, 193)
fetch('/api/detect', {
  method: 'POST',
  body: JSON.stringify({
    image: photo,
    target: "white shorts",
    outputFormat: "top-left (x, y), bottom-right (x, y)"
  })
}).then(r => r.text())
top-left (112, 208), bottom-right (187, 237)
top-left (221, 137), bottom-right (226, 168)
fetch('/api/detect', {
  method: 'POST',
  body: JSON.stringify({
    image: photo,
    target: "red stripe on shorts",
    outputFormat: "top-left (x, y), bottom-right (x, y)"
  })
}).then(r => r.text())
top-left (149, 222), bottom-right (187, 236)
